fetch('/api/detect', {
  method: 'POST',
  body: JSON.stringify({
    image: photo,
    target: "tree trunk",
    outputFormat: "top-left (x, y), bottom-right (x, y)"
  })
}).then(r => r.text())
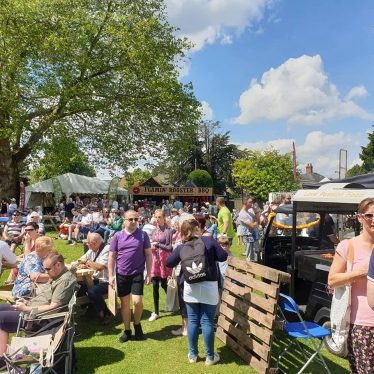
top-left (0, 139), bottom-right (20, 200)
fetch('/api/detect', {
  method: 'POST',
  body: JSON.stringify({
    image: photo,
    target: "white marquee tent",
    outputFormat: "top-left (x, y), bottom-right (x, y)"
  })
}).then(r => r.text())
top-left (25, 173), bottom-right (127, 208)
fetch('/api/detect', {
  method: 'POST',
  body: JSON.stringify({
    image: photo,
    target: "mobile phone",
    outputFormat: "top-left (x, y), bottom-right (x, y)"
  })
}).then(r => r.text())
top-left (6, 299), bottom-right (15, 305)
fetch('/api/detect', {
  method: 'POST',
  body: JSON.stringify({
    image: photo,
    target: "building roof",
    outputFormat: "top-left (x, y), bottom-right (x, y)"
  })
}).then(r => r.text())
top-left (300, 171), bottom-right (326, 184)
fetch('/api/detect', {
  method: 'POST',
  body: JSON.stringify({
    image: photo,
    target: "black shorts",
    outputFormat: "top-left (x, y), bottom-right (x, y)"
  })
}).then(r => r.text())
top-left (116, 272), bottom-right (144, 297)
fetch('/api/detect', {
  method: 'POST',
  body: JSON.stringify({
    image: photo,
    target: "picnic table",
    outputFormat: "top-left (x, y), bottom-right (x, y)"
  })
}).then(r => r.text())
top-left (42, 215), bottom-right (59, 232)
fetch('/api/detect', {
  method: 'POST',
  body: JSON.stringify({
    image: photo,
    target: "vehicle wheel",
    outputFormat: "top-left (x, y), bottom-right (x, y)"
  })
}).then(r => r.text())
top-left (322, 321), bottom-right (348, 358)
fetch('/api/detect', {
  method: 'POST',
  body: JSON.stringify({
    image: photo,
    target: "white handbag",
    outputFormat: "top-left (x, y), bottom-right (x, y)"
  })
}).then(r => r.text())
top-left (327, 240), bottom-right (354, 357)
top-left (165, 277), bottom-right (179, 312)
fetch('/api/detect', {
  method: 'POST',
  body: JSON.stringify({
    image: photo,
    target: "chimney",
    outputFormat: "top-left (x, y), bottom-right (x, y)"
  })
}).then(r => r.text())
top-left (306, 163), bottom-right (313, 174)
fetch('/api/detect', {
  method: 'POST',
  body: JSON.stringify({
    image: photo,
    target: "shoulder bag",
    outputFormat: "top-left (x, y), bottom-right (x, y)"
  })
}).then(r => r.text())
top-left (326, 239), bottom-right (354, 357)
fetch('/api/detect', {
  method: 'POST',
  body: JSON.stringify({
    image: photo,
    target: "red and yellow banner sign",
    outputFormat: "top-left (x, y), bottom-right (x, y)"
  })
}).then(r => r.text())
top-left (128, 186), bottom-right (212, 197)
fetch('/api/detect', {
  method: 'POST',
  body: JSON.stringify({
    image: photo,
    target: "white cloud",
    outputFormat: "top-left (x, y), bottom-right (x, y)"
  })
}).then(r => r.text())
top-left (235, 130), bottom-right (364, 178)
top-left (165, 0), bottom-right (277, 76)
top-left (201, 101), bottom-right (214, 120)
top-left (232, 54), bottom-right (374, 126)
top-left (220, 34), bottom-right (233, 45)
top-left (344, 85), bottom-right (369, 101)
top-left (166, 0), bottom-right (276, 50)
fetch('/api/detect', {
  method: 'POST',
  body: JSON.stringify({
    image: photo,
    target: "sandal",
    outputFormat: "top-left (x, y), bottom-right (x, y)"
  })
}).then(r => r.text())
top-left (101, 314), bottom-right (111, 325)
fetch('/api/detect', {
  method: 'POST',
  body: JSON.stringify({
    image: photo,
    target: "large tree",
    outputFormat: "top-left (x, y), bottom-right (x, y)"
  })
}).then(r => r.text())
top-left (233, 148), bottom-right (300, 200)
top-left (29, 137), bottom-right (96, 183)
top-left (199, 121), bottom-right (242, 194)
top-left (152, 121), bottom-right (241, 194)
top-left (0, 0), bottom-right (200, 198)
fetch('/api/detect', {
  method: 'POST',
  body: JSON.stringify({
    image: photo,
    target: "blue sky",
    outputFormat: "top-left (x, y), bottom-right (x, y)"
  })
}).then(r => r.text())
top-left (166, 0), bottom-right (374, 179)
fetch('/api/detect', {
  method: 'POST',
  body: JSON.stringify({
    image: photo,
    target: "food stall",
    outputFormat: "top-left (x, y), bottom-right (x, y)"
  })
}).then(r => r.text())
top-left (262, 182), bottom-right (367, 327)
top-left (127, 178), bottom-right (213, 207)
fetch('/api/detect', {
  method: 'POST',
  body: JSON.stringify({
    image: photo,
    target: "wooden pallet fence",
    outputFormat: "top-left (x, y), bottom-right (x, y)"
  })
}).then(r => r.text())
top-left (216, 257), bottom-right (291, 374)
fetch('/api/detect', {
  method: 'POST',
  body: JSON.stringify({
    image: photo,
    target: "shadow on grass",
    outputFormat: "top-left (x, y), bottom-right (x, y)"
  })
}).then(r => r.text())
top-left (216, 344), bottom-right (251, 366)
top-left (272, 334), bottom-right (349, 374)
top-left (76, 346), bottom-right (125, 372)
top-left (75, 313), bottom-right (125, 339)
top-left (144, 324), bottom-right (187, 341)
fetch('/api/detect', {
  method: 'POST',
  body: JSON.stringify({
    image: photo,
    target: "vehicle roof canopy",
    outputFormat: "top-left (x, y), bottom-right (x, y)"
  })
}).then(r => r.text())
top-left (273, 204), bottom-right (294, 214)
top-left (292, 183), bottom-right (373, 213)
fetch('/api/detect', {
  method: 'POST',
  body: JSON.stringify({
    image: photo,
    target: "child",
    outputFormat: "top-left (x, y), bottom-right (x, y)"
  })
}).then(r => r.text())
top-left (217, 236), bottom-right (234, 290)
top-left (56, 217), bottom-right (71, 240)
top-left (216, 236), bottom-right (234, 316)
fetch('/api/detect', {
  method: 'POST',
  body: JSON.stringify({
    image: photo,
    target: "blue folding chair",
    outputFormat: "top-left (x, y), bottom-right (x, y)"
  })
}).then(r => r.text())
top-left (277, 293), bottom-right (331, 374)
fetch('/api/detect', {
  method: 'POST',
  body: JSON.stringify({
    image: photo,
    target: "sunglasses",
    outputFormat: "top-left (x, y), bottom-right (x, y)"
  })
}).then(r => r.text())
top-left (25, 228), bottom-right (35, 232)
top-left (13, 213), bottom-right (20, 216)
top-left (126, 218), bottom-right (138, 222)
top-left (44, 262), bottom-right (59, 272)
top-left (360, 213), bottom-right (374, 222)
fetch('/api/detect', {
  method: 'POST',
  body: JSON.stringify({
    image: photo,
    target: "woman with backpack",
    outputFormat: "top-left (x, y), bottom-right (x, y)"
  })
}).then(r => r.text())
top-left (165, 217), bottom-right (227, 366)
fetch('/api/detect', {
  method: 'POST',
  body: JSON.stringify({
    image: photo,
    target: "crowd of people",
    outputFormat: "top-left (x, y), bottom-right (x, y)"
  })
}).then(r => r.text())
top-left (2, 191), bottom-right (374, 371)
top-left (0, 194), bottom-right (243, 367)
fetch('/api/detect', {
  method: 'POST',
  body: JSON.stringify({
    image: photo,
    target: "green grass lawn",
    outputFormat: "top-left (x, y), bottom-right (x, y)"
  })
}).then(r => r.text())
top-left (3, 231), bottom-right (350, 373)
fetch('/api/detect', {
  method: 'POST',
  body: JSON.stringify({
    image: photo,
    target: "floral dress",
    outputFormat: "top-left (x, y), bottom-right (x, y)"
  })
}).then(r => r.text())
top-left (151, 224), bottom-right (173, 279)
top-left (12, 253), bottom-right (45, 300)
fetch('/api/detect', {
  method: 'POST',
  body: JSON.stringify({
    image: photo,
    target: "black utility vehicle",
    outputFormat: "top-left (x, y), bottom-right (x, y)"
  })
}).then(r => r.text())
top-left (261, 184), bottom-right (364, 356)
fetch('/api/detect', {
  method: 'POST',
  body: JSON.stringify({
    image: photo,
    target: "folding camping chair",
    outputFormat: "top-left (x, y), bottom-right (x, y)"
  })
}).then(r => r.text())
top-left (276, 293), bottom-right (331, 374)
top-left (3, 292), bottom-right (77, 374)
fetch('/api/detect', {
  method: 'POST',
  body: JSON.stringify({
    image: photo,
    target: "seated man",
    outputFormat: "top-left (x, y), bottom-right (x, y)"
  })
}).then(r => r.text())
top-left (3, 210), bottom-right (26, 252)
top-left (29, 211), bottom-right (45, 235)
top-left (71, 207), bottom-right (92, 246)
top-left (0, 251), bottom-right (79, 362)
top-left (76, 233), bottom-right (111, 324)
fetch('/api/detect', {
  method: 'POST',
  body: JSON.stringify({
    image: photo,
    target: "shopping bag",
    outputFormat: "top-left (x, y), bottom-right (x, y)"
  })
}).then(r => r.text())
top-left (108, 285), bottom-right (119, 316)
top-left (165, 278), bottom-right (179, 312)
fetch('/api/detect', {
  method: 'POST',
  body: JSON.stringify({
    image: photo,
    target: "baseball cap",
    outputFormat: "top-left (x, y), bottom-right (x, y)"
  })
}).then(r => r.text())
top-left (30, 212), bottom-right (40, 217)
top-left (178, 213), bottom-right (195, 228)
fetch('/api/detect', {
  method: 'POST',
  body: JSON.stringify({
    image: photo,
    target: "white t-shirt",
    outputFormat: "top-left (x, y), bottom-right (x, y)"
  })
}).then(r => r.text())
top-left (142, 223), bottom-right (155, 237)
top-left (0, 241), bottom-right (17, 273)
top-left (184, 281), bottom-right (219, 305)
top-left (80, 245), bottom-right (109, 283)
top-left (81, 214), bottom-right (93, 226)
top-left (113, 201), bottom-right (119, 210)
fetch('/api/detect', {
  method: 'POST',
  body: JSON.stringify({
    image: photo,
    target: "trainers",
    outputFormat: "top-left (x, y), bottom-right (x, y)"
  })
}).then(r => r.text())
top-left (133, 323), bottom-right (144, 340)
top-left (188, 353), bottom-right (197, 363)
top-left (119, 329), bottom-right (132, 343)
top-left (171, 328), bottom-right (187, 336)
top-left (148, 312), bottom-right (159, 322)
top-left (66, 240), bottom-right (72, 245)
top-left (205, 353), bottom-right (220, 366)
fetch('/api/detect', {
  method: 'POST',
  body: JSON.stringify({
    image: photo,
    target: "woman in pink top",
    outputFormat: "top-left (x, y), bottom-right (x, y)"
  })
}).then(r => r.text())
top-left (148, 209), bottom-right (173, 322)
top-left (328, 198), bottom-right (374, 373)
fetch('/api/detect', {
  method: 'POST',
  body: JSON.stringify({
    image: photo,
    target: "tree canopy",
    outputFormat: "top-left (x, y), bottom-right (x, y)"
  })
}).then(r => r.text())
top-left (233, 148), bottom-right (300, 200)
top-left (347, 128), bottom-right (374, 177)
top-left (188, 169), bottom-right (213, 188)
top-left (151, 121), bottom-right (241, 194)
top-left (0, 0), bottom-right (200, 198)
top-left (29, 137), bottom-right (96, 183)
top-left (122, 168), bottom-right (154, 190)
